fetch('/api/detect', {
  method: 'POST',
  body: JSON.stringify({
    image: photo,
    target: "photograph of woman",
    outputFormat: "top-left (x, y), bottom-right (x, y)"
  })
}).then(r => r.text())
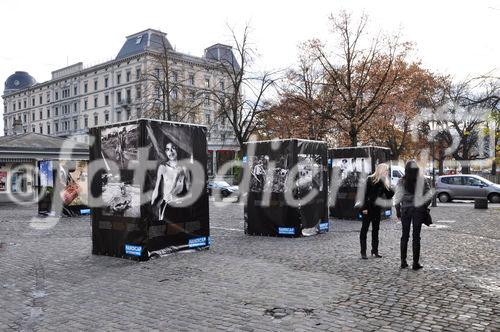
top-left (360, 163), bottom-right (394, 259)
top-left (147, 122), bottom-right (193, 222)
top-left (394, 160), bottom-right (432, 270)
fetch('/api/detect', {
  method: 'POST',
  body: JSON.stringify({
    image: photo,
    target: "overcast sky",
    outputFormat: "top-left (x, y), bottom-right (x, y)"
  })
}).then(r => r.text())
top-left (1, 0), bottom-right (499, 135)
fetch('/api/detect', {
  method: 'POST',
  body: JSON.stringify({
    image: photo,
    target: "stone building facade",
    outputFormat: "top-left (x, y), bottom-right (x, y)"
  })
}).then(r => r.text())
top-left (2, 29), bottom-right (239, 177)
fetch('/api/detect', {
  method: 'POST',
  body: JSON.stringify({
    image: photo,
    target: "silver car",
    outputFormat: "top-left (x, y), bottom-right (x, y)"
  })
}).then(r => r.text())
top-left (435, 175), bottom-right (500, 203)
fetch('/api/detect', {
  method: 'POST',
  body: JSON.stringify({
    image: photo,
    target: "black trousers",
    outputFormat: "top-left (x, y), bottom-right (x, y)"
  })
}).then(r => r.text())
top-left (400, 207), bottom-right (423, 264)
top-left (360, 212), bottom-right (381, 255)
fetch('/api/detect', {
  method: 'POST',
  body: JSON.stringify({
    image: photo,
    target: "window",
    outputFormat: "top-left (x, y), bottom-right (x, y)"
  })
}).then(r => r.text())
top-left (105, 95), bottom-right (109, 106)
top-left (23, 113), bottom-right (27, 123)
top-left (32, 98), bottom-right (35, 106)
top-left (204, 94), bottom-right (210, 106)
top-left (392, 170), bottom-right (403, 178)
top-left (126, 89), bottom-right (131, 102)
top-left (32, 125), bottom-right (35, 132)
top-left (441, 177), bottom-right (462, 185)
top-left (74, 86), bottom-right (77, 95)
top-left (205, 114), bottom-right (211, 124)
top-left (136, 68), bottom-right (141, 80)
top-left (73, 119), bottom-right (78, 129)
top-left (39, 111), bottom-right (42, 120)
top-left (172, 72), bottom-right (178, 82)
top-left (189, 74), bottom-right (195, 85)
top-left (47, 124), bottom-right (51, 134)
top-left (171, 89), bottom-right (178, 100)
top-left (117, 91), bottom-right (122, 103)
top-left (55, 92), bottom-right (59, 101)
top-left (464, 177), bottom-right (486, 187)
top-left (116, 111), bottom-right (121, 122)
top-left (64, 121), bottom-right (68, 131)
top-left (94, 97), bottom-right (98, 108)
top-left (84, 99), bottom-right (88, 110)
top-left (105, 113), bottom-right (109, 123)
top-left (205, 78), bottom-right (210, 88)
top-left (136, 86), bottom-right (141, 100)
top-left (64, 105), bottom-right (69, 114)
top-left (84, 117), bottom-right (88, 128)
top-left (18, 101), bottom-right (21, 109)
top-left (117, 73), bottom-right (121, 85)
top-left (46, 92), bottom-right (50, 103)
top-left (74, 102), bottom-right (77, 112)
top-left (135, 36), bottom-right (142, 44)
top-left (39, 95), bottom-right (42, 104)
top-left (94, 114), bottom-right (98, 126)
top-left (39, 125), bottom-right (43, 134)
top-left (47, 108), bottom-right (50, 118)
top-left (219, 80), bottom-right (224, 91)
top-left (84, 83), bottom-right (88, 93)
top-left (126, 109), bottom-right (131, 120)
top-left (13, 103), bottom-right (16, 111)
top-left (104, 77), bottom-right (108, 88)
top-left (126, 71), bottom-right (131, 82)
top-left (32, 112), bottom-right (35, 121)
top-left (94, 80), bottom-right (98, 91)
top-left (55, 107), bottom-right (59, 116)
top-left (23, 100), bottom-right (27, 108)
top-left (55, 122), bottom-right (59, 132)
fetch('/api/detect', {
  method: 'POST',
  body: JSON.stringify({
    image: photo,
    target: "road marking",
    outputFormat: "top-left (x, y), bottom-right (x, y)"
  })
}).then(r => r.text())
top-left (436, 220), bottom-right (456, 223)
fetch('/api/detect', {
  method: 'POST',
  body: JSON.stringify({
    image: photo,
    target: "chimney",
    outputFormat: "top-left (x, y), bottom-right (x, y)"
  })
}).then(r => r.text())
top-left (13, 118), bottom-right (23, 135)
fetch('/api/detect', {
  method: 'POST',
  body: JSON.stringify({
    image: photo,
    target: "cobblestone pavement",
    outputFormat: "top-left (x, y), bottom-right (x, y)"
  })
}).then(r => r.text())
top-left (0, 201), bottom-right (499, 331)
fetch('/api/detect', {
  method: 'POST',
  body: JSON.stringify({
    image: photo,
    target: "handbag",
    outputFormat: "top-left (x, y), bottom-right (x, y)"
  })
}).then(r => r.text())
top-left (423, 208), bottom-right (433, 226)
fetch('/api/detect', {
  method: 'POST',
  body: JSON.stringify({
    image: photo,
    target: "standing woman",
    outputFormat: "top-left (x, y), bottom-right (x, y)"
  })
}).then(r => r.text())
top-left (395, 160), bottom-right (432, 270)
top-left (360, 163), bottom-right (394, 259)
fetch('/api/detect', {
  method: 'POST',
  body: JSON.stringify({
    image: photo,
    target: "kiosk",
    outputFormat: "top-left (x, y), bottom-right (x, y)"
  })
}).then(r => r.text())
top-left (90, 119), bottom-right (210, 260)
top-left (244, 139), bottom-right (329, 237)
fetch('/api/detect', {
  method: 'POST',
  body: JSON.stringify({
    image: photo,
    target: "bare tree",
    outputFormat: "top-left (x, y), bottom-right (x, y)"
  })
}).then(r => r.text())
top-left (209, 24), bottom-right (278, 150)
top-left (309, 11), bottom-right (412, 146)
top-left (140, 36), bottom-right (204, 122)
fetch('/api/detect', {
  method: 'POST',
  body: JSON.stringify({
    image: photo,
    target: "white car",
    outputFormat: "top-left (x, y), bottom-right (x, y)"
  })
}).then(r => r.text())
top-left (391, 165), bottom-right (405, 188)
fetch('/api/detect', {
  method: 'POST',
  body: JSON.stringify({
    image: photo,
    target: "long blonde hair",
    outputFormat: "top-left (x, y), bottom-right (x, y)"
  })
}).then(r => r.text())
top-left (369, 163), bottom-right (390, 189)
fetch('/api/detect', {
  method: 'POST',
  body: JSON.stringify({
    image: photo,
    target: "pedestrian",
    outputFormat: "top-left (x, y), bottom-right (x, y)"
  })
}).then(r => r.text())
top-left (394, 160), bottom-right (433, 270)
top-left (360, 163), bottom-right (394, 259)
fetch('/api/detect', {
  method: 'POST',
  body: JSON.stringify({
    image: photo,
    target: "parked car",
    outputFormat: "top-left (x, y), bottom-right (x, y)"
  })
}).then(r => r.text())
top-left (207, 180), bottom-right (240, 198)
top-left (390, 165), bottom-right (405, 187)
top-left (435, 174), bottom-right (500, 203)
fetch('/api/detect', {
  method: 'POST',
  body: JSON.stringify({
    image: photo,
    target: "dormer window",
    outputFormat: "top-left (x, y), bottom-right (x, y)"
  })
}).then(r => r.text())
top-left (135, 36), bottom-right (142, 44)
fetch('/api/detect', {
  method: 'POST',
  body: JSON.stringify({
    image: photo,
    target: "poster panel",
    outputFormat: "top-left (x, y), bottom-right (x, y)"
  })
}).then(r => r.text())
top-left (100, 123), bottom-right (140, 217)
top-left (38, 160), bottom-right (89, 215)
top-left (244, 139), bottom-right (328, 237)
top-left (0, 171), bottom-right (6, 192)
top-left (328, 146), bottom-right (391, 219)
top-left (143, 120), bottom-right (210, 255)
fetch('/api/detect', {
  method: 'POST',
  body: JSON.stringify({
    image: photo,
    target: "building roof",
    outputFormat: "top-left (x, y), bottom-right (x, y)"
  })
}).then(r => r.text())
top-left (0, 133), bottom-right (88, 161)
top-left (4, 71), bottom-right (37, 95)
top-left (116, 29), bottom-right (173, 60)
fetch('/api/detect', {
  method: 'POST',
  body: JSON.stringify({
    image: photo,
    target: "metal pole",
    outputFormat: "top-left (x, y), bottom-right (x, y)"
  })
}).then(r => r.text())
top-left (432, 136), bottom-right (437, 207)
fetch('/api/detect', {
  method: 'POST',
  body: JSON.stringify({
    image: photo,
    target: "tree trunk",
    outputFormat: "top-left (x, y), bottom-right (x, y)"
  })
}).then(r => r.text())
top-left (349, 127), bottom-right (358, 147)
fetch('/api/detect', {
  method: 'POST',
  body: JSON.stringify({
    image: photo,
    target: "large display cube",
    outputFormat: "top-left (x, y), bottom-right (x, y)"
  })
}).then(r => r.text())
top-left (90, 119), bottom-right (209, 260)
top-left (328, 146), bottom-right (391, 220)
top-left (243, 139), bottom-right (329, 237)
top-left (38, 160), bottom-right (90, 216)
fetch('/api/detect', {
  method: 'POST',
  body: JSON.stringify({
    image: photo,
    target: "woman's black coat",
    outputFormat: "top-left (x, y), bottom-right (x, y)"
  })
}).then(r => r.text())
top-left (362, 177), bottom-right (394, 216)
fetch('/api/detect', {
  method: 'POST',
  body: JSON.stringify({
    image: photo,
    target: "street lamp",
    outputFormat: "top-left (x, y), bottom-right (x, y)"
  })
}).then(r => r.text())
top-left (429, 119), bottom-right (437, 207)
